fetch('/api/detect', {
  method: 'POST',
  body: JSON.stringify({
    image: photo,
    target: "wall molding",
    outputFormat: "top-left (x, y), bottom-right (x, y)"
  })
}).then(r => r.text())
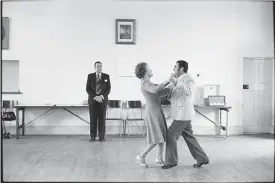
top-left (243, 125), bottom-right (274, 134)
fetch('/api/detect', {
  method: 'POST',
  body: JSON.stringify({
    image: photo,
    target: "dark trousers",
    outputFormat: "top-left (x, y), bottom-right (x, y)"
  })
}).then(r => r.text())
top-left (165, 120), bottom-right (209, 165)
top-left (89, 102), bottom-right (107, 138)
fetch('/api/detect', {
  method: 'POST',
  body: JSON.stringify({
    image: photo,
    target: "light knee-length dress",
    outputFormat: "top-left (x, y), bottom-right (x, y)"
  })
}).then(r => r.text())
top-left (141, 79), bottom-right (168, 144)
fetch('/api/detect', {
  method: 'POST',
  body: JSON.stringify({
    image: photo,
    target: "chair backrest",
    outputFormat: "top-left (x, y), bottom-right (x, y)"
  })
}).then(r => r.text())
top-left (108, 100), bottom-right (122, 108)
top-left (127, 100), bottom-right (142, 108)
top-left (2, 100), bottom-right (17, 109)
top-left (3, 101), bottom-right (11, 108)
top-left (126, 100), bottom-right (143, 119)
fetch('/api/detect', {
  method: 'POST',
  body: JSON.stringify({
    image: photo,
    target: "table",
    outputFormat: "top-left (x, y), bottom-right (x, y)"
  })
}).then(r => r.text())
top-left (161, 104), bottom-right (232, 137)
top-left (194, 105), bottom-right (232, 137)
top-left (14, 104), bottom-right (232, 139)
top-left (14, 104), bottom-right (90, 139)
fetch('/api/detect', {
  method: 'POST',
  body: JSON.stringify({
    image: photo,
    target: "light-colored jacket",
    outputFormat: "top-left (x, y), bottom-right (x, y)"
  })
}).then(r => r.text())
top-left (168, 73), bottom-right (195, 121)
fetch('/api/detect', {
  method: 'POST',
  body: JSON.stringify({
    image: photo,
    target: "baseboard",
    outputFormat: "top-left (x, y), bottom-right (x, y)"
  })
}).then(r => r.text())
top-left (243, 125), bottom-right (274, 134)
top-left (192, 125), bottom-right (243, 135)
top-left (3, 126), bottom-right (121, 135)
top-left (3, 125), bottom-right (244, 136)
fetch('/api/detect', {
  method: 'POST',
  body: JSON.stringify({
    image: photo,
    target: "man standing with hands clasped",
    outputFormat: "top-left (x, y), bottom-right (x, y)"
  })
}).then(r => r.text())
top-left (86, 61), bottom-right (111, 142)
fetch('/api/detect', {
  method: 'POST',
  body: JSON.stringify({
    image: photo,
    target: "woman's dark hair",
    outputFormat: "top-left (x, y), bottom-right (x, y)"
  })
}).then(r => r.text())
top-left (135, 62), bottom-right (147, 79)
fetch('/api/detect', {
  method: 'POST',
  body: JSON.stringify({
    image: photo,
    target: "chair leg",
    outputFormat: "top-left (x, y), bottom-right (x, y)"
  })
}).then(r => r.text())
top-left (125, 120), bottom-right (128, 137)
top-left (9, 121), bottom-right (12, 138)
top-left (127, 120), bottom-right (130, 137)
top-left (119, 120), bottom-right (121, 137)
top-left (136, 121), bottom-right (140, 136)
top-left (121, 120), bottom-right (124, 136)
top-left (120, 120), bottom-right (123, 137)
top-left (143, 121), bottom-right (145, 138)
top-left (2, 121), bottom-right (6, 134)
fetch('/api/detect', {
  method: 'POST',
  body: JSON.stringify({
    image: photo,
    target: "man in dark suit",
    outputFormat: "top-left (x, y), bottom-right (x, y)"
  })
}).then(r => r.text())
top-left (86, 61), bottom-right (111, 142)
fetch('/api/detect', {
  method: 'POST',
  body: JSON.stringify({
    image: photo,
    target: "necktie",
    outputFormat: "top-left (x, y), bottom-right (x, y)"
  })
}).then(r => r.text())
top-left (96, 74), bottom-right (101, 94)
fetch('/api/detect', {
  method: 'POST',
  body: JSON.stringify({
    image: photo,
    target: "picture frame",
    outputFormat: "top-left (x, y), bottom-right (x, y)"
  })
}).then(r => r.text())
top-left (115, 19), bottom-right (136, 45)
top-left (2, 17), bottom-right (9, 49)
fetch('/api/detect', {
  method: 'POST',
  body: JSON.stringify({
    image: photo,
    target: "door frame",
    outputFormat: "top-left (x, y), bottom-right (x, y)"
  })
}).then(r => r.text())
top-left (240, 57), bottom-right (274, 134)
top-left (273, 57), bottom-right (275, 134)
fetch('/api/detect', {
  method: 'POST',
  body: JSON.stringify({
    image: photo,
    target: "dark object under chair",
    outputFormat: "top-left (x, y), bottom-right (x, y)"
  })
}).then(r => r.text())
top-left (2, 100), bottom-right (17, 139)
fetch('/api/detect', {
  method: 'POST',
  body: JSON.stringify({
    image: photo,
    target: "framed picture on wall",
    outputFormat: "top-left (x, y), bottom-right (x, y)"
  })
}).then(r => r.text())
top-left (2, 17), bottom-right (9, 49)
top-left (115, 19), bottom-right (136, 45)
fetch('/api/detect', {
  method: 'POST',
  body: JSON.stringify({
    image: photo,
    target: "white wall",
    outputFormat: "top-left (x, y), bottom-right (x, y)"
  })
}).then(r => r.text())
top-left (2, 0), bottom-right (274, 135)
top-left (2, 60), bottom-right (20, 92)
top-left (0, 2), bottom-right (3, 181)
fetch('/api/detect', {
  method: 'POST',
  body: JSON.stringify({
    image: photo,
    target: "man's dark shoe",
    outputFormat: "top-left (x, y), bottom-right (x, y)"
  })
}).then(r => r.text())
top-left (193, 161), bottom-right (209, 168)
top-left (99, 137), bottom-right (106, 142)
top-left (89, 137), bottom-right (96, 142)
top-left (161, 164), bottom-right (177, 169)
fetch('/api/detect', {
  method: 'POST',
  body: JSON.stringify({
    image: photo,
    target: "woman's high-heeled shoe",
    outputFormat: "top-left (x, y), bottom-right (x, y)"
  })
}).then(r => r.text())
top-left (155, 158), bottom-right (165, 166)
top-left (136, 155), bottom-right (148, 167)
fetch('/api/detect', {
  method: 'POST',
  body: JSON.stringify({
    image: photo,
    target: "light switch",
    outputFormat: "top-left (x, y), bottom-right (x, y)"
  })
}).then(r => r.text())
top-left (243, 84), bottom-right (249, 89)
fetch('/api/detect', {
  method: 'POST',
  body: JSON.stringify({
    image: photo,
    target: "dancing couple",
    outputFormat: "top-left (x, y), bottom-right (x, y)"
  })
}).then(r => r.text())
top-left (135, 60), bottom-right (209, 169)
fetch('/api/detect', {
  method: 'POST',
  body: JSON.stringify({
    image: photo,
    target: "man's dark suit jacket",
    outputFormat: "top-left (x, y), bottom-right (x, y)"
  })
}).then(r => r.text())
top-left (86, 72), bottom-right (111, 105)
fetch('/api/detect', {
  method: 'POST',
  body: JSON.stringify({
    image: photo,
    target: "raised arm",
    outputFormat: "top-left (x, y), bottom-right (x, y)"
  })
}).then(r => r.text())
top-left (158, 87), bottom-right (171, 97)
top-left (143, 80), bottom-right (169, 94)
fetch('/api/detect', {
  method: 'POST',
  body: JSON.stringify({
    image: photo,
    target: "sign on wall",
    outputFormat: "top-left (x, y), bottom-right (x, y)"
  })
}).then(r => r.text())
top-left (2, 17), bottom-right (9, 50)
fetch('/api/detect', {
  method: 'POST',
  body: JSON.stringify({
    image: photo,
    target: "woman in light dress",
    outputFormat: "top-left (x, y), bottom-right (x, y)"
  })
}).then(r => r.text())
top-left (134, 62), bottom-right (170, 167)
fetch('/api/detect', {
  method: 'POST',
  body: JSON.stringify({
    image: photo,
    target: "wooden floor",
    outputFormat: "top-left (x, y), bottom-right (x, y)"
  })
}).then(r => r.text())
top-left (2, 134), bottom-right (274, 182)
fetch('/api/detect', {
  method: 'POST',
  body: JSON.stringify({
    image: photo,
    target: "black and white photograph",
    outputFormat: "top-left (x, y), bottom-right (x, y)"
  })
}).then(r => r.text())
top-left (1, 0), bottom-right (274, 182)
